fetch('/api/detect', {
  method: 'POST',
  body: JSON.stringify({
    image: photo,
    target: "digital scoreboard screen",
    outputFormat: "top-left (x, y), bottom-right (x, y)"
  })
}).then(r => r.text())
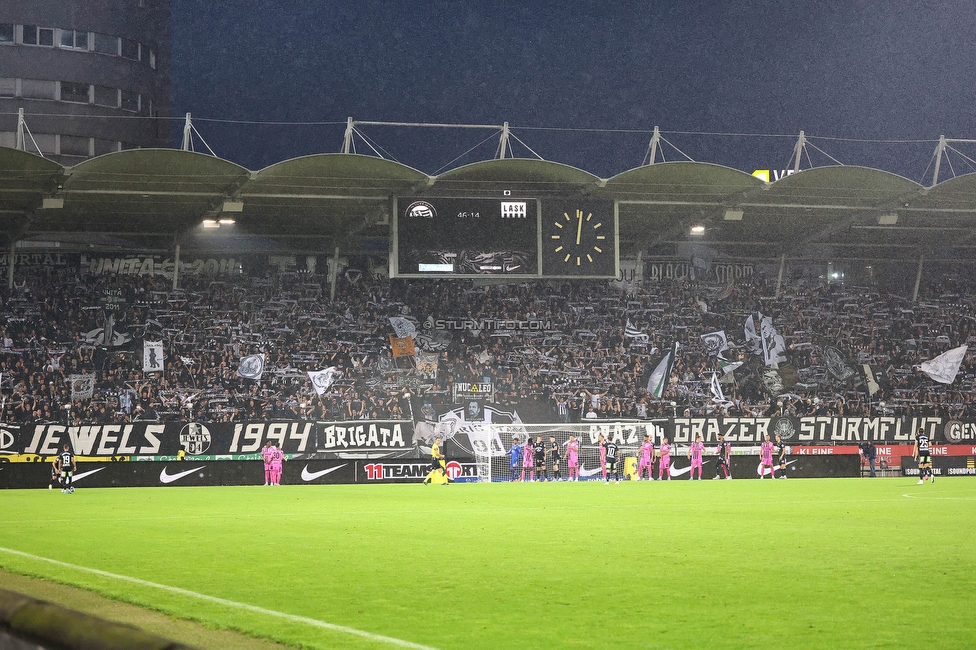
top-left (394, 197), bottom-right (539, 277)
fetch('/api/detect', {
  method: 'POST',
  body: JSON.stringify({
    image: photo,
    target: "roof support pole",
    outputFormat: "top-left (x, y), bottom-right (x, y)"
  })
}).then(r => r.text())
top-left (791, 130), bottom-right (806, 173)
top-left (172, 243), bottom-right (181, 291)
top-left (644, 126), bottom-right (661, 166)
top-left (329, 246), bottom-right (340, 302)
top-left (7, 242), bottom-right (15, 290)
top-left (15, 108), bottom-right (25, 151)
top-left (775, 252), bottom-right (786, 298)
top-left (634, 248), bottom-right (643, 288)
top-left (498, 122), bottom-right (510, 159)
top-left (342, 117), bottom-right (354, 154)
top-left (181, 113), bottom-right (192, 151)
top-left (912, 253), bottom-right (924, 303)
top-left (931, 135), bottom-right (946, 187)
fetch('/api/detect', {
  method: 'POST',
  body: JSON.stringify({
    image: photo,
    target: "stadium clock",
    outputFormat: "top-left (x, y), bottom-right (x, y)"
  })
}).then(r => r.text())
top-left (541, 199), bottom-right (617, 277)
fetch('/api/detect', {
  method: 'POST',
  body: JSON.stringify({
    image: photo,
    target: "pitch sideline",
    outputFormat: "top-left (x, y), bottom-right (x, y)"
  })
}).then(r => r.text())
top-left (0, 546), bottom-right (439, 650)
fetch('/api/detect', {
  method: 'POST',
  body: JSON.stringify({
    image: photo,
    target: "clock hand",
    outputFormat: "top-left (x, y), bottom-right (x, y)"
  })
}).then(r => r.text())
top-left (576, 210), bottom-right (583, 245)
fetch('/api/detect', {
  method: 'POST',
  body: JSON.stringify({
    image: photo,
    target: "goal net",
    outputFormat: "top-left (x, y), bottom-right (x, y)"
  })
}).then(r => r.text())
top-left (466, 421), bottom-right (664, 482)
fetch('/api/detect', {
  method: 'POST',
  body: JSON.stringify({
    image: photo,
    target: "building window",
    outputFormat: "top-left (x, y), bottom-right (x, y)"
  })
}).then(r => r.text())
top-left (94, 85), bottom-right (118, 107)
top-left (24, 26), bottom-right (55, 46)
top-left (32, 133), bottom-right (57, 154)
top-left (0, 24), bottom-right (13, 43)
top-left (21, 79), bottom-right (57, 100)
top-left (149, 49), bottom-right (157, 69)
top-left (0, 78), bottom-right (14, 97)
top-left (120, 89), bottom-right (139, 112)
top-left (121, 37), bottom-right (139, 60)
top-left (60, 81), bottom-right (90, 104)
top-left (60, 29), bottom-right (89, 50)
top-left (94, 138), bottom-right (119, 156)
top-left (60, 135), bottom-right (92, 157)
top-left (93, 32), bottom-right (119, 55)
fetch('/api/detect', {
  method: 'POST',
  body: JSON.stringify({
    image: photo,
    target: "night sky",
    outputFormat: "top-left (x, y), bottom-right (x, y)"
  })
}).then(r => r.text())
top-left (170, 1), bottom-right (976, 180)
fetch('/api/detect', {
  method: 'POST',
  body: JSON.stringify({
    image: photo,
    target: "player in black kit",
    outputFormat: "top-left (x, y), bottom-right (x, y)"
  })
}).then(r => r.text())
top-left (913, 427), bottom-right (934, 484)
top-left (602, 439), bottom-right (620, 484)
top-left (533, 437), bottom-right (547, 482)
top-left (547, 436), bottom-right (562, 481)
top-left (57, 444), bottom-right (76, 494)
top-left (774, 434), bottom-right (788, 479)
top-left (715, 434), bottom-right (732, 479)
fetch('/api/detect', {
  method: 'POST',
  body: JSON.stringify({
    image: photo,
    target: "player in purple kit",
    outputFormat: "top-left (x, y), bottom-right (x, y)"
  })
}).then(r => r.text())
top-left (687, 434), bottom-right (705, 480)
top-left (565, 435), bottom-right (580, 481)
top-left (598, 433), bottom-right (608, 481)
top-left (261, 441), bottom-right (274, 486)
top-left (636, 434), bottom-right (654, 480)
top-left (522, 437), bottom-right (534, 481)
top-left (759, 434), bottom-right (775, 479)
top-left (271, 442), bottom-right (285, 486)
top-left (657, 436), bottom-right (672, 480)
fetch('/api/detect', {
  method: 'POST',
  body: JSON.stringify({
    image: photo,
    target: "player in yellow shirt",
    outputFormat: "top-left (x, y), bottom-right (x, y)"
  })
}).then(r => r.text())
top-left (423, 437), bottom-right (449, 485)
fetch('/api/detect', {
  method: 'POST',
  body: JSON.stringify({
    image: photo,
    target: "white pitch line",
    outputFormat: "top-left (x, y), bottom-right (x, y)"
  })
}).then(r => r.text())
top-left (0, 546), bottom-right (439, 650)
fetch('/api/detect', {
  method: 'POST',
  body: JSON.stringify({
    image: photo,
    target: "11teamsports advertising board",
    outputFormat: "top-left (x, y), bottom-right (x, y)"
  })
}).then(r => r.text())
top-left (392, 196), bottom-right (617, 278)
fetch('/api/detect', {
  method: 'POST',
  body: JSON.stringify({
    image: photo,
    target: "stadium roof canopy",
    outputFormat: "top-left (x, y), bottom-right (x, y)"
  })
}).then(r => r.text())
top-left (3, 146), bottom-right (976, 263)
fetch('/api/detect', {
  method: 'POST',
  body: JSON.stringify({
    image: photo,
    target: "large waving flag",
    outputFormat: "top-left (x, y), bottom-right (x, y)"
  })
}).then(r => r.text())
top-left (389, 316), bottom-right (417, 339)
top-left (710, 371), bottom-right (726, 402)
top-left (920, 345), bottom-right (967, 384)
top-left (646, 343), bottom-right (678, 398)
top-left (236, 353), bottom-right (265, 380)
top-left (744, 315), bottom-right (763, 355)
top-left (308, 367), bottom-right (341, 395)
top-left (625, 319), bottom-right (649, 342)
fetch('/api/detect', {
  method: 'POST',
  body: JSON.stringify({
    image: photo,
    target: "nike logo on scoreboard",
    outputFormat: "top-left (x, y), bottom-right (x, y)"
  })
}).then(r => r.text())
top-left (159, 465), bottom-right (207, 484)
top-left (300, 464), bottom-right (347, 482)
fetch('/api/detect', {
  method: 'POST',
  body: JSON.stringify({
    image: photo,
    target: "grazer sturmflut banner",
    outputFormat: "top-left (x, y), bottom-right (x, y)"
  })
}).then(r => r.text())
top-left (0, 420), bottom-right (416, 461)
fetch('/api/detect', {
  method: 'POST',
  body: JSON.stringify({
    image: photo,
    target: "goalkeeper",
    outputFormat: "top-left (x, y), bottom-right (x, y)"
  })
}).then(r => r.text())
top-left (422, 437), bottom-right (449, 485)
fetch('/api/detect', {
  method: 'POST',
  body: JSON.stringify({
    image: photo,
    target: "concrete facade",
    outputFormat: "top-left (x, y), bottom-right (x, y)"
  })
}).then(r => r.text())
top-left (0, 0), bottom-right (171, 164)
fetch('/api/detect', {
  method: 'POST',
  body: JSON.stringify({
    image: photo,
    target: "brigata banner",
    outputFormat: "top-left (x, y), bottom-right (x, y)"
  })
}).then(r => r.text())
top-left (0, 420), bottom-right (416, 461)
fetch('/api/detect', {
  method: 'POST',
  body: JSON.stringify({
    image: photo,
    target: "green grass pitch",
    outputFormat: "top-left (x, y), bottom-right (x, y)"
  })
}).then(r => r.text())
top-left (1, 478), bottom-right (974, 649)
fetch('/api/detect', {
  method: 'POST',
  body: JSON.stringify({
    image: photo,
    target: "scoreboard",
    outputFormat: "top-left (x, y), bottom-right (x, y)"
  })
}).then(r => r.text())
top-left (392, 196), bottom-right (617, 278)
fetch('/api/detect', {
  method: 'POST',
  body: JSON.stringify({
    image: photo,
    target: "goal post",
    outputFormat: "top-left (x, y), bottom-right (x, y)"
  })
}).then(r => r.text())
top-left (468, 421), bottom-right (665, 482)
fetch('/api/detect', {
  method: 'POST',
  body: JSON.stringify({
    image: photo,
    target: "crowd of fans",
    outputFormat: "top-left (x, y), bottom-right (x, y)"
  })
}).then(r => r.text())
top-left (1, 262), bottom-right (975, 425)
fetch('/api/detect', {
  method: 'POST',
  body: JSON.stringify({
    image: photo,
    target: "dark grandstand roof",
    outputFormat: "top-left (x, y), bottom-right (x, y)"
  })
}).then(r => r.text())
top-left (3, 147), bottom-right (976, 262)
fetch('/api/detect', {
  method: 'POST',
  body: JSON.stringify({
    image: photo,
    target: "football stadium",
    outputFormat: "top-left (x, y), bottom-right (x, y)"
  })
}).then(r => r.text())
top-left (3, 4), bottom-right (976, 650)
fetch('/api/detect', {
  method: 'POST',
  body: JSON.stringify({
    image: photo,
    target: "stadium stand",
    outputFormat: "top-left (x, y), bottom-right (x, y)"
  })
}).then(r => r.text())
top-left (1, 267), bottom-right (973, 425)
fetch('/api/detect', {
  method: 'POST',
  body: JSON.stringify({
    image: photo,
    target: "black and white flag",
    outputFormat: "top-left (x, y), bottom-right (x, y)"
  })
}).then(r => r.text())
top-left (759, 315), bottom-right (788, 367)
top-left (701, 330), bottom-right (728, 357)
top-left (625, 319), bottom-right (649, 343)
top-left (143, 340), bottom-right (164, 373)
top-left (69, 373), bottom-right (95, 400)
top-left (744, 315), bottom-right (763, 356)
top-left (389, 316), bottom-right (417, 339)
top-left (920, 345), bottom-right (967, 384)
top-left (710, 371), bottom-right (726, 402)
top-left (236, 354), bottom-right (265, 380)
top-left (307, 367), bottom-right (341, 395)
